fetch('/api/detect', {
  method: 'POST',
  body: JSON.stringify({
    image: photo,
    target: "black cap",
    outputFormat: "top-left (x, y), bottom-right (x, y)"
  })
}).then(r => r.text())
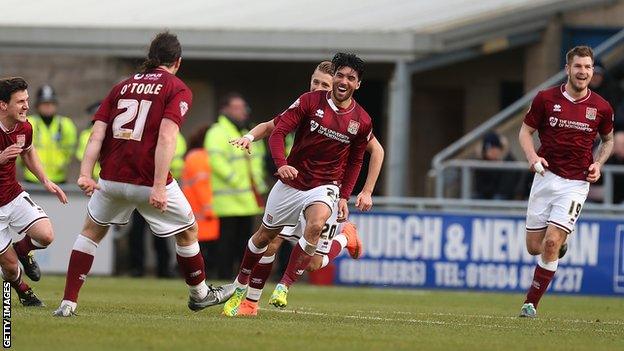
top-left (36, 85), bottom-right (57, 105)
top-left (482, 132), bottom-right (503, 152)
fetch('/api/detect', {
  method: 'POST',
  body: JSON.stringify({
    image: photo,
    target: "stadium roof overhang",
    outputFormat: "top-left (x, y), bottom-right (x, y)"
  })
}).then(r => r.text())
top-left (0, 0), bottom-right (614, 63)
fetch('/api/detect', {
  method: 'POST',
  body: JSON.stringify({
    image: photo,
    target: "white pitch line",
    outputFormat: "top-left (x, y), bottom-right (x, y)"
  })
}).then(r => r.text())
top-left (259, 308), bottom-right (616, 334)
top-left (354, 309), bottom-right (624, 326)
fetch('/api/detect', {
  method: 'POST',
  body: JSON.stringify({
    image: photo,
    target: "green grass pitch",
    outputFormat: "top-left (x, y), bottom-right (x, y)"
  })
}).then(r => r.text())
top-left (8, 276), bottom-right (624, 350)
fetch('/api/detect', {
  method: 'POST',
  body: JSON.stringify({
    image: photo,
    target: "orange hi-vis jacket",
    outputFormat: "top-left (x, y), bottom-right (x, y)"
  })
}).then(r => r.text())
top-left (181, 148), bottom-right (219, 241)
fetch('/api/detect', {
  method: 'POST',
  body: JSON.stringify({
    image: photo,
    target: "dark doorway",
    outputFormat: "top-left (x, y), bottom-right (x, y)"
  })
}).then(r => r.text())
top-left (410, 88), bottom-right (465, 196)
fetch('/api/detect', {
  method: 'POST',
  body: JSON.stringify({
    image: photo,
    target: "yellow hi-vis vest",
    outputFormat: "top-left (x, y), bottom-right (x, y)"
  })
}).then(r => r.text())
top-left (24, 115), bottom-right (77, 183)
top-left (204, 115), bottom-right (267, 217)
top-left (75, 126), bottom-right (100, 179)
top-left (170, 133), bottom-right (187, 180)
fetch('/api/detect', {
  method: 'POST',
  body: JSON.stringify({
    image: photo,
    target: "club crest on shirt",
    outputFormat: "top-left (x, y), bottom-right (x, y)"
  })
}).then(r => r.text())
top-left (348, 120), bottom-right (360, 135)
top-left (16, 134), bottom-right (25, 148)
top-left (310, 120), bottom-right (320, 132)
top-left (549, 117), bottom-right (558, 127)
top-left (179, 101), bottom-right (189, 116)
top-left (585, 107), bottom-right (597, 121)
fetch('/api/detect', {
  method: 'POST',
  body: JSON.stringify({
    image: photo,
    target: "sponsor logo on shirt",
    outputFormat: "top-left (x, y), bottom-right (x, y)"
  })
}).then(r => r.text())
top-left (179, 101), bottom-right (189, 116)
top-left (550, 117), bottom-right (593, 132)
top-left (266, 214), bottom-right (273, 224)
top-left (585, 107), bottom-right (597, 121)
top-left (549, 117), bottom-right (558, 127)
top-left (553, 104), bottom-right (562, 112)
top-left (315, 109), bottom-right (324, 118)
top-left (348, 120), bottom-right (360, 135)
top-left (133, 73), bottom-right (162, 81)
top-left (16, 135), bottom-right (25, 148)
top-left (310, 120), bottom-right (320, 131)
top-left (309, 121), bottom-right (350, 144)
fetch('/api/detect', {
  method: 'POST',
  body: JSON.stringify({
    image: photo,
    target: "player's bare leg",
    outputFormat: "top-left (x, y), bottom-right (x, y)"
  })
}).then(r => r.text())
top-left (525, 229), bottom-right (546, 256)
top-left (270, 203), bottom-right (330, 308)
top-left (1, 245), bottom-right (43, 307)
top-left (527, 227), bottom-right (567, 259)
top-left (520, 225), bottom-right (567, 318)
top-left (306, 222), bottom-right (363, 272)
top-left (175, 223), bottom-right (234, 311)
top-left (239, 237), bottom-right (283, 316)
top-left (14, 219), bottom-right (54, 281)
top-left (223, 225), bottom-right (282, 316)
top-left (54, 216), bottom-right (108, 317)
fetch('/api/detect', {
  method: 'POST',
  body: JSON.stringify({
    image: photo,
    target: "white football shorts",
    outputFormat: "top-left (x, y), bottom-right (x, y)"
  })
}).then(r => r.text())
top-left (279, 208), bottom-right (341, 255)
top-left (88, 179), bottom-right (195, 237)
top-left (0, 191), bottom-right (48, 254)
top-left (262, 180), bottom-right (339, 231)
top-left (525, 171), bottom-right (589, 234)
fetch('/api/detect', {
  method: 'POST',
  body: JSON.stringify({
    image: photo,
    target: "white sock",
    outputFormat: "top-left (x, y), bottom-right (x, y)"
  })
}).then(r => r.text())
top-left (538, 256), bottom-right (558, 271)
top-left (259, 254), bottom-right (275, 264)
top-left (246, 287), bottom-right (262, 302)
top-left (175, 242), bottom-right (200, 257)
top-left (189, 281), bottom-right (208, 300)
top-left (31, 238), bottom-right (47, 248)
top-left (73, 235), bottom-right (98, 255)
top-left (247, 238), bottom-right (267, 254)
top-left (297, 237), bottom-right (316, 256)
top-left (334, 234), bottom-right (348, 249)
top-left (320, 255), bottom-right (330, 269)
top-left (60, 300), bottom-right (77, 310)
top-left (233, 278), bottom-right (248, 290)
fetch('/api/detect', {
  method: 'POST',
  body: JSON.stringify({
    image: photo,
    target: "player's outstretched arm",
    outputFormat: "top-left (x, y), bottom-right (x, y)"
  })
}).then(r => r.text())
top-left (77, 121), bottom-right (106, 196)
top-left (152, 119), bottom-right (179, 212)
top-left (356, 138), bottom-right (384, 211)
top-left (20, 145), bottom-right (68, 204)
top-left (519, 122), bottom-right (549, 175)
top-left (229, 119), bottom-right (276, 153)
top-left (587, 131), bottom-right (614, 183)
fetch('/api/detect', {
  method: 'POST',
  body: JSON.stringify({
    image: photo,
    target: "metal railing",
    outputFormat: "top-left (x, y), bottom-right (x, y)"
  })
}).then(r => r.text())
top-left (20, 179), bottom-right (624, 218)
top-left (429, 28), bottom-right (624, 195)
top-left (431, 159), bottom-right (624, 207)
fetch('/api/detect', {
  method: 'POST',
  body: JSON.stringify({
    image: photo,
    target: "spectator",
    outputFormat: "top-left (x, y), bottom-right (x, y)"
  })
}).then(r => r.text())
top-left (473, 132), bottom-right (525, 200)
top-left (171, 133), bottom-right (187, 179)
top-left (590, 64), bottom-right (621, 112)
top-left (204, 92), bottom-right (267, 279)
top-left (75, 101), bottom-right (101, 179)
top-left (181, 125), bottom-right (219, 278)
top-left (24, 85), bottom-right (77, 183)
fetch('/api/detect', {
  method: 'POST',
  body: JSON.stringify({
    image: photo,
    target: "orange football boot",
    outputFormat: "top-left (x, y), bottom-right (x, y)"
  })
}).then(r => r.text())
top-left (341, 222), bottom-right (363, 259)
top-left (237, 299), bottom-right (258, 316)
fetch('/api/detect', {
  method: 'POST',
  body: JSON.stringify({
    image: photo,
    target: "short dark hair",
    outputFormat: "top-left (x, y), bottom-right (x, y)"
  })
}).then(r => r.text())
top-left (331, 53), bottom-right (365, 80)
top-left (566, 46), bottom-right (594, 65)
top-left (140, 31), bottom-right (182, 72)
top-left (219, 92), bottom-right (245, 110)
top-left (0, 77), bottom-right (28, 103)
